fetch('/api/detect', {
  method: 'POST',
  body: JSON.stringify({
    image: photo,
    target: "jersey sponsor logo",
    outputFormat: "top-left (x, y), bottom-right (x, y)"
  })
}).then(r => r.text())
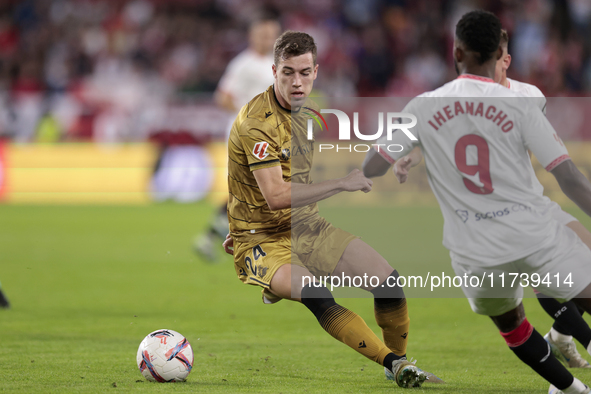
top-left (475, 208), bottom-right (510, 221)
top-left (252, 142), bottom-right (269, 160)
top-left (457, 204), bottom-right (538, 222)
top-left (265, 111), bottom-right (273, 118)
top-left (456, 210), bottom-right (469, 223)
top-left (292, 141), bottom-right (314, 157)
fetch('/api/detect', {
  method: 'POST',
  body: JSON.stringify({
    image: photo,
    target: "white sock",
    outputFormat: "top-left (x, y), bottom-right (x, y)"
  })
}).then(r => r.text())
top-left (550, 327), bottom-right (573, 344)
top-left (561, 378), bottom-right (588, 394)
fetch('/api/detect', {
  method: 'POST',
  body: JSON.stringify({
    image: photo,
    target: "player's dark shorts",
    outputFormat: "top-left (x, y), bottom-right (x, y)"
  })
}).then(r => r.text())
top-left (233, 216), bottom-right (357, 292)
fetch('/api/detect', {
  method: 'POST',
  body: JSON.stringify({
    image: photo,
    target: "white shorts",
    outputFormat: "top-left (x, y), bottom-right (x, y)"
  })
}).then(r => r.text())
top-left (544, 201), bottom-right (578, 226)
top-left (451, 224), bottom-right (591, 316)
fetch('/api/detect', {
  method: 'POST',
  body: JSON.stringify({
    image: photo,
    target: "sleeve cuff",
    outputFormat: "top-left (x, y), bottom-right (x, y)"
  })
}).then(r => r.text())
top-left (545, 155), bottom-right (571, 172)
top-left (249, 159), bottom-right (281, 171)
top-left (377, 148), bottom-right (396, 165)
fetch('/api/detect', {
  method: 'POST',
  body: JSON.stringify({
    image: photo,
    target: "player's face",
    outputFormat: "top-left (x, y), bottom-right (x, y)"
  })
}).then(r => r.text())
top-left (250, 22), bottom-right (281, 55)
top-left (273, 53), bottom-right (318, 110)
top-left (494, 46), bottom-right (511, 83)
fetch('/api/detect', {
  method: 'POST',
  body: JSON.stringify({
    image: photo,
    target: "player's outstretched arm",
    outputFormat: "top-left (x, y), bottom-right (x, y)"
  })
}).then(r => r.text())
top-left (362, 148), bottom-right (392, 178)
top-left (362, 146), bottom-right (422, 180)
top-left (551, 160), bottom-right (591, 218)
top-left (253, 166), bottom-right (372, 211)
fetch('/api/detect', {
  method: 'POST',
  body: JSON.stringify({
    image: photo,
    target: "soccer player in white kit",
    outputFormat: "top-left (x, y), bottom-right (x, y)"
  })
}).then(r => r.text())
top-left (195, 16), bottom-right (281, 261)
top-left (495, 29), bottom-right (591, 370)
top-left (363, 11), bottom-right (591, 394)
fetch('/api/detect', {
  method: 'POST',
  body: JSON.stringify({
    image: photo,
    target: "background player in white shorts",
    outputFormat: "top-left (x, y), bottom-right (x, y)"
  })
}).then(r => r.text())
top-left (495, 28), bottom-right (591, 369)
top-left (195, 15), bottom-right (280, 261)
top-left (363, 10), bottom-right (591, 394)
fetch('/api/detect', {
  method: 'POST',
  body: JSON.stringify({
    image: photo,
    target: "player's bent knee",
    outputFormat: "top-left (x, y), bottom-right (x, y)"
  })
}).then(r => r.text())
top-left (574, 282), bottom-right (591, 298)
top-left (572, 283), bottom-right (591, 314)
top-left (335, 239), bottom-right (393, 287)
top-left (269, 264), bottom-right (312, 301)
top-left (370, 270), bottom-right (405, 302)
top-left (490, 303), bottom-right (526, 333)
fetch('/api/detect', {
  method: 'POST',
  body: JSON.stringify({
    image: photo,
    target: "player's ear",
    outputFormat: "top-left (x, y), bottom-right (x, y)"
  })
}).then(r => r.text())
top-left (272, 64), bottom-right (277, 78)
top-left (504, 54), bottom-right (512, 70)
top-left (454, 46), bottom-right (463, 64)
top-left (313, 63), bottom-right (318, 80)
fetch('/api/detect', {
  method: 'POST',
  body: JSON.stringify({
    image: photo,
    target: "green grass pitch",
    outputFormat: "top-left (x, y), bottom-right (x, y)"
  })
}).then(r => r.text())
top-left (0, 203), bottom-right (590, 393)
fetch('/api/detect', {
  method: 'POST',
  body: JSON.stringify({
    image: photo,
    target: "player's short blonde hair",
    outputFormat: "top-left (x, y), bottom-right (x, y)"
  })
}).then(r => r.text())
top-left (273, 31), bottom-right (317, 65)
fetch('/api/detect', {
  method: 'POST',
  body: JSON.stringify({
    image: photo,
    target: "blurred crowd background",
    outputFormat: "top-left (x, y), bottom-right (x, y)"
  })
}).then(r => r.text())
top-left (0, 0), bottom-right (590, 143)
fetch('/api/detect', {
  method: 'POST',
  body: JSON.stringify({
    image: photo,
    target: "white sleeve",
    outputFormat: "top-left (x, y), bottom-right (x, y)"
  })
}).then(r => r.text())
top-left (529, 85), bottom-right (547, 115)
top-left (373, 101), bottom-right (420, 164)
top-left (217, 57), bottom-right (241, 95)
top-left (521, 106), bottom-right (569, 171)
top-left (539, 96), bottom-right (547, 116)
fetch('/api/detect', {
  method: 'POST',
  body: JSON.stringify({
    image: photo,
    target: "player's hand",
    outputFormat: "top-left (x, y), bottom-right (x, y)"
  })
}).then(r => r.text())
top-left (342, 169), bottom-right (373, 193)
top-left (222, 233), bottom-right (234, 255)
top-left (393, 156), bottom-right (412, 184)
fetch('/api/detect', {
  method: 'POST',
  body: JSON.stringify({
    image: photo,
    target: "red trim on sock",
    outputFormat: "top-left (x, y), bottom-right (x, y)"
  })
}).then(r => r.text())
top-left (500, 318), bottom-right (534, 348)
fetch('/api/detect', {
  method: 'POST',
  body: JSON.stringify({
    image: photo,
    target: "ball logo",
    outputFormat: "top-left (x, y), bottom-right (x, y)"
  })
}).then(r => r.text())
top-left (253, 142), bottom-right (269, 160)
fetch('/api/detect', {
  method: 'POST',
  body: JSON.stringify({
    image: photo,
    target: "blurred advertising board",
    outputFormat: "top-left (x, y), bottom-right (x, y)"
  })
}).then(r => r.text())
top-left (0, 142), bottom-right (227, 205)
top-left (0, 143), bottom-right (6, 200)
top-left (2, 143), bottom-right (157, 204)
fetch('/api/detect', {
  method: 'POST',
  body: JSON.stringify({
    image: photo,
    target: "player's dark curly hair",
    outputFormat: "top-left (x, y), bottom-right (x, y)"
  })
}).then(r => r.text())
top-left (273, 31), bottom-right (317, 65)
top-left (455, 10), bottom-right (502, 65)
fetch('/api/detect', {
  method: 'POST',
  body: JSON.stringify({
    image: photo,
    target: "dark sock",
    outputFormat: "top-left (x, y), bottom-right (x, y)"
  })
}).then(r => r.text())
top-left (383, 353), bottom-right (398, 372)
top-left (301, 284), bottom-right (394, 366)
top-left (501, 319), bottom-right (574, 390)
top-left (0, 289), bottom-right (9, 308)
top-left (537, 295), bottom-right (591, 348)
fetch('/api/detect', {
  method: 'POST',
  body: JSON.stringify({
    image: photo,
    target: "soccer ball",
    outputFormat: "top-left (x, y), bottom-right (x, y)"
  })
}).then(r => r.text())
top-left (136, 329), bottom-right (194, 382)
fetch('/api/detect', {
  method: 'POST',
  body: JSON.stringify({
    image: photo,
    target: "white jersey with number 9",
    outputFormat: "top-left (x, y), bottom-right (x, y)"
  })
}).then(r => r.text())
top-left (377, 74), bottom-right (570, 266)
